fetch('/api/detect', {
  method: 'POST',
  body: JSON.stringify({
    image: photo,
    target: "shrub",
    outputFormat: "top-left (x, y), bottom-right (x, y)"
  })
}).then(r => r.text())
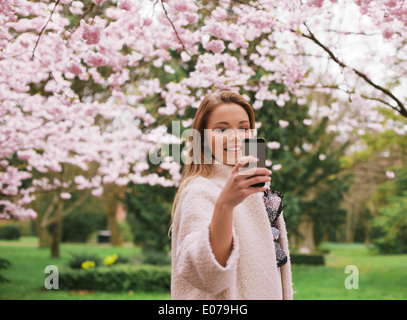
top-left (67, 252), bottom-right (102, 269)
top-left (68, 252), bottom-right (131, 269)
top-left (371, 193), bottom-right (407, 254)
top-left (0, 224), bottom-right (21, 240)
top-left (142, 250), bottom-right (171, 266)
top-left (58, 264), bottom-right (171, 292)
top-left (0, 257), bottom-right (11, 283)
top-left (62, 211), bottom-right (106, 243)
top-left (290, 254), bottom-right (325, 265)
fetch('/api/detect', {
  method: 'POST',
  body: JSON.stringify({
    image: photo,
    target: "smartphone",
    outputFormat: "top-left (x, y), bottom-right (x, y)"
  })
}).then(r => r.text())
top-left (242, 137), bottom-right (266, 187)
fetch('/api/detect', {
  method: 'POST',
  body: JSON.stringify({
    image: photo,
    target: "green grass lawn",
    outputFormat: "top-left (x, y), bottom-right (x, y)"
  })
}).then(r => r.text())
top-left (0, 237), bottom-right (170, 300)
top-left (1, 238), bottom-right (406, 300)
top-left (292, 243), bottom-right (407, 299)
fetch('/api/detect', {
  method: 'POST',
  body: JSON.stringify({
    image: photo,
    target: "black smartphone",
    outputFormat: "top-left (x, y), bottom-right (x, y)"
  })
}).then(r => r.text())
top-left (242, 137), bottom-right (266, 188)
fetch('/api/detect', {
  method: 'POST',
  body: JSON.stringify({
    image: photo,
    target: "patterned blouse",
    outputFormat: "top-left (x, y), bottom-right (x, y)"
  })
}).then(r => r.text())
top-left (263, 186), bottom-right (288, 267)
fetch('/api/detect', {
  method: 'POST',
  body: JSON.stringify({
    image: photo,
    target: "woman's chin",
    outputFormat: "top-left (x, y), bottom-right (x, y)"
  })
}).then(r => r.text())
top-left (222, 150), bottom-right (242, 165)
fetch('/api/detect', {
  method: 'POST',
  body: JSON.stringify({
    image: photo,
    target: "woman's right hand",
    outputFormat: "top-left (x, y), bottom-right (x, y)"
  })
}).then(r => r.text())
top-left (217, 155), bottom-right (271, 209)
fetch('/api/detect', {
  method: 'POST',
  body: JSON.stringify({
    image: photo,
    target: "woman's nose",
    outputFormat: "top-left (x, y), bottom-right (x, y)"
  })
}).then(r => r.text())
top-left (226, 130), bottom-right (244, 143)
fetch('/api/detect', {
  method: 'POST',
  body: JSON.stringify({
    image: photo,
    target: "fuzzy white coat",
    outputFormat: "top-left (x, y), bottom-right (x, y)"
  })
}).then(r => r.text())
top-left (171, 160), bottom-right (293, 300)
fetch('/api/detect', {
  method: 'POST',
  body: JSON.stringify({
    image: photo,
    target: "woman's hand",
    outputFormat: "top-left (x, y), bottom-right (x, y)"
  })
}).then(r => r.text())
top-left (217, 155), bottom-right (271, 210)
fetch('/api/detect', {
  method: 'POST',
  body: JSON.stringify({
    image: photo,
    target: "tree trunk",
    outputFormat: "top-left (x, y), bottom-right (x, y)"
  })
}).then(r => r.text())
top-left (50, 199), bottom-right (63, 258)
top-left (34, 217), bottom-right (51, 248)
top-left (106, 196), bottom-right (122, 247)
top-left (297, 215), bottom-right (315, 254)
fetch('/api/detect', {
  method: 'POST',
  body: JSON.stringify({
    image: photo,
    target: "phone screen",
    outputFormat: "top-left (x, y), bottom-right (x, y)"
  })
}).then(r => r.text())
top-left (242, 138), bottom-right (266, 187)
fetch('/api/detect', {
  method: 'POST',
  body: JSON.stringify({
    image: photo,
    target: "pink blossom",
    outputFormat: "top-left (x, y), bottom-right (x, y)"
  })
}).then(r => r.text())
top-left (60, 192), bottom-right (71, 200)
top-left (92, 187), bottom-right (103, 197)
top-left (172, 0), bottom-right (189, 12)
top-left (279, 120), bottom-right (289, 128)
top-left (267, 141), bottom-right (281, 150)
top-left (272, 164), bottom-right (282, 171)
top-left (66, 62), bottom-right (83, 76)
top-left (204, 40), bottom-right (225, 53)
top-left (85, 52), bottom-right (109, 67)
top-left (1, 0), bottom-right (406, 221)
top-left (69, 1), bottom-right (84, 15)
top-left (382, 28), bottom-right (394, 39)
top-left (164, 64), bottom-right (175, 74)
top-left (307, 0), bottom-right (324, 7)
top-left (80, 20), bottom-right (102, 45)
top-left (203, 22), bottom-right (225, 38)
top-left (118, 0), bottom-right (132, 10)
top-left (319, 154), bottom-right (326, 161)
top-left (92, 0), bottom-right (108, 5)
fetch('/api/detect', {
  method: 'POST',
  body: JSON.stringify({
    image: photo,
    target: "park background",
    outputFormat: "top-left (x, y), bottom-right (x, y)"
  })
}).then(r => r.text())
top-left (0, 0), bottom-right (406, 300)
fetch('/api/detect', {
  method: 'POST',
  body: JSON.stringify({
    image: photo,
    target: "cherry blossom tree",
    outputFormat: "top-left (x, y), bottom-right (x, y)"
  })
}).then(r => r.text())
top-left (1, 0), bottom-right (406, 255)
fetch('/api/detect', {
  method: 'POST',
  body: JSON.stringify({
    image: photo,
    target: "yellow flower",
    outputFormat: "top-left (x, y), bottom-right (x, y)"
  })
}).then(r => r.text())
top-left (104, 254), bottom-right (118, 266)
top-left (81, 260), bottom-right (95, 270)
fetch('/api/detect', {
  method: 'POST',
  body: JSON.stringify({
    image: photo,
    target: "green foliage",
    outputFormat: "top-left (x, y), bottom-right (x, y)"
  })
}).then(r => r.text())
top-left (370, 167), bottom-right (407, 254)
top-left (62, 210), bottom-right (106, 243)
top-left (142, 250), bottom-right (171, 266)
top-left (250, 89), bottom-right (351, 243)
top-left (58, 265), bottom-right (171, 292)
top-left (0, 224), bottom-right (21, 240)
top-left (371, 193), bottom-right (407, 254)
top-left (0, 257), bottom-right (11, 283)
top-left (125, 184), bottom-right (177, 255)
top-left (67, 252), bottom-right (131, 269)
top-left (67, 252), bottom-right (103, 269)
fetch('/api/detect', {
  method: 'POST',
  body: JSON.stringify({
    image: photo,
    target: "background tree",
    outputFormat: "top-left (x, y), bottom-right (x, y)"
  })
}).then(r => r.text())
top-left (249, 84), bottom-right (352, 252)
top-left (368, 166), bottom-right (407, 254)
top-left (1, 0), bottom-right (407, 257)
top-left (125, 183), bottom-right (176, 263)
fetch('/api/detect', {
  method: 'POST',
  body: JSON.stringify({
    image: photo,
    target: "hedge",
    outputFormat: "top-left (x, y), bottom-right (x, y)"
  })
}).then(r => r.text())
top-left (0, 225), bottom-right (21, 240)
top-left (58, 264), bottom-right (171, 292)
top-left (58, 254), bottom-right (324, 292)
top-left (290, 254), bottom-right (325, 265)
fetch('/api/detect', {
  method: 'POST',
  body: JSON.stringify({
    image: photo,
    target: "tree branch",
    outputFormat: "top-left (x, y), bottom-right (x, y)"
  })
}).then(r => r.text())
top-left (32, 0), bottom-right (60, 59)
top-left (299, 24), bottom-right (407, 118)
top-left (40, 192), bottom-right (59, 228)
top-left (301, 83), bottom-right (403, 114)
top-left (61, 191), bottom-right (90, 217)
top-left (160, 0), bottom-right (192, 58)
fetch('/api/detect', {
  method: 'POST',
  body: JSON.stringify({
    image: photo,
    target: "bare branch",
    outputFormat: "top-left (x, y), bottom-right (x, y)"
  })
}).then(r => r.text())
top-left (32, 0), bottom-right (60, 59)
top-left (61, 191), bottom-right (91, 217)
top-left (40, 192), bottom-right (59, 228)
top-left (160, 0), bottom-right (192, 58)
top-left (299, 24), bottom-right (407, 118)
top-left (301, 83), bottom-right (402, 114)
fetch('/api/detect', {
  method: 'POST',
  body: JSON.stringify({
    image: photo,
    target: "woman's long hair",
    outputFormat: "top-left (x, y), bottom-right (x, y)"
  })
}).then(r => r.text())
top-left (169, 91), bottom-right (256, 235)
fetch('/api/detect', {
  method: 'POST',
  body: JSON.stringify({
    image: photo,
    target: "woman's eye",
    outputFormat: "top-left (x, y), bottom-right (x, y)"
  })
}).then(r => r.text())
top-left (213, 128), bottom-right (249, 133)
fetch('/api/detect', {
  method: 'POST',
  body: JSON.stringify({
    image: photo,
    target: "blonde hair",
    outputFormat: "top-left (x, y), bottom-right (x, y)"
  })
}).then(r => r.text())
top-left (169, 91), bottom-right (255, 235)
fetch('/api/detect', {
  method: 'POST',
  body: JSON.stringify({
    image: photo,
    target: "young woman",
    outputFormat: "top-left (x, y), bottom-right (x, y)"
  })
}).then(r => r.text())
top-left (170, 91), bottom-right (293, 300)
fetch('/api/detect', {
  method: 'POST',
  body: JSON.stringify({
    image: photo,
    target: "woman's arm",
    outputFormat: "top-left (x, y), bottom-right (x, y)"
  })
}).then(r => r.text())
top-left (209, 156), bottom-right (271, 267)
top-left (209, 201), bottom-right (234, 267)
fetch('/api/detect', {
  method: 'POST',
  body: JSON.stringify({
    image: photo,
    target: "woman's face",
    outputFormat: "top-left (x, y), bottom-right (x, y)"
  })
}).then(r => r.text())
top-left (206, 103), bottom-right (253, 166)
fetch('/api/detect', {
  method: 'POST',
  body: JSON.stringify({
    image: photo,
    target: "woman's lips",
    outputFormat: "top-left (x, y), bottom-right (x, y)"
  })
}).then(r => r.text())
top-left (224, 146), bottom-right (242, 153)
